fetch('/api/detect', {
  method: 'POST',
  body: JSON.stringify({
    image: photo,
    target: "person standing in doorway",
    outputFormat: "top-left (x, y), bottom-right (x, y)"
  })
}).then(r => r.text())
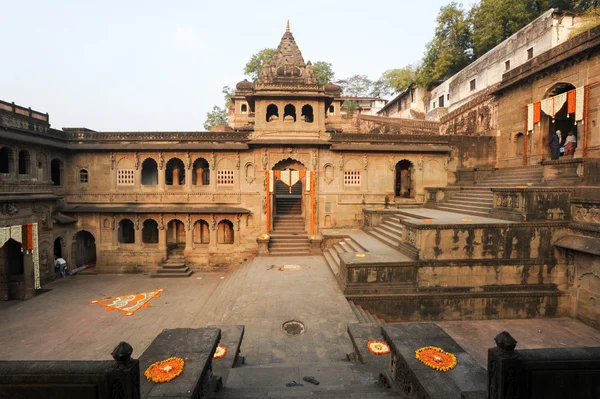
top-left (564, 131), bottom-right (577, 157)
top-left (550, 130), bottom-right (562, 160)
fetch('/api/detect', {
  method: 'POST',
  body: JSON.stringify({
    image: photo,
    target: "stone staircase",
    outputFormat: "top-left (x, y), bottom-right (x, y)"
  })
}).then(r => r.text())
top-left (323, 237), bottom-right (367, 277)
top-left (150, 245), bottom-right (193, 278)
top-left (365, 214), bottom-right (403, 250)
top-left (431, 165), bottom-right (544, 217)
top-left (269, 180), bottom-right (309, 256)
top-left (348, 300), bottom-right (386, 325)
top-left (214, 362), bottom-right (401, 398)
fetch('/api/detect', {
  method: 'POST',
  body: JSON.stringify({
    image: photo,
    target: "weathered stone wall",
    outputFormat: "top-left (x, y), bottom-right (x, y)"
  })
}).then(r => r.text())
top-left (447, 135), bottom-right (497, 169)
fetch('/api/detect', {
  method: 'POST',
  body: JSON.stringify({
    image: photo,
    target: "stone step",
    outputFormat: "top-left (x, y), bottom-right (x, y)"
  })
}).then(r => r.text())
top-left (387, 216), bottom-right (403, 224)
top-left (150, 270), bottom-right (193, 278)
top-left (447, 193), bottom-right (493, 201)
top-left (323, 250), bottom-right (339, 276)
top-left (366, 230), bottom-right (398, 249)
top-left (378, 223), bottom-right (403, 238)
top-left (436, 205), bottom-right (490, 217)
top-left (274, 215), bottom-right (305, 219)
top-left (333, 243), bottom-right (347, 255)
top-left (348, 300), bottom-right (368, 323)
top-left (373, 226), bottom-right (402, 243)
top-left (160, 263), bottom-right (187, 269)
top-left (355, 304), bottom-right (375, 324)
top-left (268, 250), bottom-right (311, 256)
top-left (344, 238), bottom-right (366, 253)
top-left (271, 230), bottom-right (308, 235)
top-left (382, 220), bottom-right (403, 230)
top-left (444, 200), bottom-right (493, 210)
top-left (328, 247), bottom-right (340, 267)
top-left (156, 267), bottom-right (191, 274)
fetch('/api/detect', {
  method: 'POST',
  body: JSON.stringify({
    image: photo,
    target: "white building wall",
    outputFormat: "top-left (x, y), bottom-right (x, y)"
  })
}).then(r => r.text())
top-left (428, 10), bottom-right (578, 118)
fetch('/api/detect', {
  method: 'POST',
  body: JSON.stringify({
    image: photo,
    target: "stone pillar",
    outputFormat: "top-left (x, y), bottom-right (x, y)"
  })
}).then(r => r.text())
top-left (135, 168), bottom-right (141, 190)
top-left (23, 252), bottom-right (35, 300)
top-left (134, 227), bottom-right (142, 248)
top-left (185, 167), bottom-right (193, 190)
top-left (158, 168), bottom-right (166, 191)
top-left (172, 167), bottom-right (180, 186)
top-left (209, 219), bottom-right (217, 250)
top-left (185, 227), bottom-right (193, 252)
top-left (158, 226), bottom-right (167, 260)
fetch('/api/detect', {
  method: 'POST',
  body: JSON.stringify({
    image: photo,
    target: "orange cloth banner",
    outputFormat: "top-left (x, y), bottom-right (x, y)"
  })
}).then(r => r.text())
top-left (567, 89), bottom-right (576, 115)
top-left (533, 102), bottom-right (541, 124)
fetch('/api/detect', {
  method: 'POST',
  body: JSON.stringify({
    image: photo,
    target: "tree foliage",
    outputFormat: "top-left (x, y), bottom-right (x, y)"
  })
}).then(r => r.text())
top-left (244, 48), bottom-right (277, 82)
top-left (380, 66), bottom-right (419, 94)
top-left (222, 86), bottom-right (234, 108)
top-left (203, 106), bottom-right (228, 131)
top-left (312, 61), bottom-right (335, 85)
top-left (336, 75), bottom-right (373, 97)
top-left (418, 2), bottom-right (472, 86)
top-left (341, 100), bottom-right (359, 116)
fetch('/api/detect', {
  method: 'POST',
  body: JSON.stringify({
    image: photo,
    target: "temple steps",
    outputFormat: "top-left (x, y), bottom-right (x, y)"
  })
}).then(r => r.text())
top-left (269, 214), bottom-right (310, 255)
top-left (366, 214), bottom-right (403, 250)
top-left (215, 362), bottom-right (400, 398)
top-left (348, 301), bottom-right (386, 325)
top-left (150, 245), bottom-right (192, 278)
top-left (323, 237), bottom-right (368, 278)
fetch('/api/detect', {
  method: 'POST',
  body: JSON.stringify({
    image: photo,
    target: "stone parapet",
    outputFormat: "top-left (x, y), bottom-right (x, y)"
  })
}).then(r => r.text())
top-left (490, 188), bottom-right (571, 222)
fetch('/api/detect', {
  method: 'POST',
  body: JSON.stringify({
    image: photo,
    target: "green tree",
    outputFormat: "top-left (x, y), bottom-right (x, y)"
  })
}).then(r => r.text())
top-left (222, 86), bottom-right (234, 108)
top-left (418, 2), bottom-right (471, 86)
top-left (337, 75), bottom-right (373, 97)
top-left (380, 66), bottom-right (419, 94)
top-left (312, 61), bottom-right (335, 85)
top-left (341, 100), bottom-right (359, 116)
top-left (244, 48), bottom-right (276, 82)
top-left (204, 106), bottom-right (228, 131)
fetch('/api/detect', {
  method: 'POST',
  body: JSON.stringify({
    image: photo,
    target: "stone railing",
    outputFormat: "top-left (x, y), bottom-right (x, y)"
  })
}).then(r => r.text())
top-left (330, 132), bottom-right (448, 144)
top-left (65, 130), bottom-right (250, 142)
top-left (0, 342), bottom-right (140, 398)
top-left (490, 188), bottom-right (572, 222)
top-left (356, 114), bottom-right (440, 134)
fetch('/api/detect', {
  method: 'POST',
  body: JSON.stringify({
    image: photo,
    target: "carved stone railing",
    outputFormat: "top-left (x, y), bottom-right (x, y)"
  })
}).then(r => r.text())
top-left (66, 130), bottom-right (250, 142)
top-left (329, 133), bottom-right (449, 144)
top-left (490, 188), bottom-right (572, 222)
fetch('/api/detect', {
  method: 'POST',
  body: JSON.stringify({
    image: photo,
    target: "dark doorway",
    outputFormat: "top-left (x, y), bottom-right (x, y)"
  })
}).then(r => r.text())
top-left (54, 238), bottom-right (63, 259)
top-left (74, 231), bottom-right (96, 267)
top-left (395, 160), bottom-right (414, 198)
top-left (51, 159), bottom-right (61, 186)
top-left (6, 239), bottom-right (24, 278)
top-left (272, 158), bottom-right (305, 216)
top-left (544, 83), bottom-right (576, 160)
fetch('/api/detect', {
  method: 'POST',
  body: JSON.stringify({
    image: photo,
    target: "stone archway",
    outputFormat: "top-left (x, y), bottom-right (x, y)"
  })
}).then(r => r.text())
top-left (167, 219), bottom-right (186, 247)
top-left (272, 158), bottom-right (306, 216)
top-left (541, 82), bottom-right (576, 160)
top-left (73, 231), bottom-right (96, 268)
top-left (1, 238), bottom-right (24, 300)
top-left (395, 160), bottom-right (414, 198)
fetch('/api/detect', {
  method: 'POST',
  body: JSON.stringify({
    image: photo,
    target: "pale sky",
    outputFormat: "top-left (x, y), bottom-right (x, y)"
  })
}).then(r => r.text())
top-left (2, 0), bottom-right (453, 131)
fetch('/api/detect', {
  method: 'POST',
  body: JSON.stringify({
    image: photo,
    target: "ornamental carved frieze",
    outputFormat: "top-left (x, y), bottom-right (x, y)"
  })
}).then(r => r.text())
top-left (0, 203), bottom-right (18, 215)
top-left (405, 228), bottom-right (417, 247)
top-left (494, 193), bottom-right (522, 211)
top-left (311, 149), bottom-right (317, 170)
top-left (572, 204), bottom-right (600, 223)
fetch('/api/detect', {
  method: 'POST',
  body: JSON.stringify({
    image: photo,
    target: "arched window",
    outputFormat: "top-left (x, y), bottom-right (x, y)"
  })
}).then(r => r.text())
top-left (266, 104), bottom-right (279, 122)
top-left (329, 105), bottom-right (335, 114)
top-left (301, 104), bottom-right (314, 123)
top-left (516, 133), bottom-right (524, 156)
top-left (51, 158), bottom-right (62, 186)
top-left (142, 219), bottom-right (159, 243)
top-left (165, 158), bottom-right (185, 186)
top-left (192, 158), bottom-right (210, 185)
top-left (193, 220), bottom-right (210, 244)
top-left (241, 104), bottom-right (248, 113)
top-left (18, 150), bottom-right (30, 175)
top-left (284, 104), bottom-right (296, 122)
top-left (217, 220), bottom-right (234, 244)
top-left (0, 147), bottom-right (14, 174)
top-left (141, 158), bottom-right (158, 186)
top-left (79, 169), bottom-right (89, 183)
top-left (118, 219), bottom-right (135, 243)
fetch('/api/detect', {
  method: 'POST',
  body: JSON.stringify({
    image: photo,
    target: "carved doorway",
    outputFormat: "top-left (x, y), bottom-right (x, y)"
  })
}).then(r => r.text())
top-left (272, 158), bottom-right (306, 216)
top-left (542, 82), bottom-right (576, 160)
top-left (167, 220), bottom-right (186, 249)
top-left (74, 231), bottom-right (96, 268)
top-left (395, 160), bottom-right (414, 198)
top-left (1, 238), bottom-right (24, 300)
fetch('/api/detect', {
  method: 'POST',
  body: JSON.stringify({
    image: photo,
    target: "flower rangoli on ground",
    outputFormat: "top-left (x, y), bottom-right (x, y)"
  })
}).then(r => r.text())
top-left (90, 289), bottom-right (163, 316)
top-left (144, 357), bottom-right (184, 383)
top-left (415, 346), bottom-right (457, 372)
top-left (367, 340), bottom-right (390, 355)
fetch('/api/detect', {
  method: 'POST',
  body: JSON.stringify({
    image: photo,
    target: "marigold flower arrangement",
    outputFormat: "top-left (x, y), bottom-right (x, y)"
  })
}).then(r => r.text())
top-left (144, 357), bottom-right (185, 383)
top-left (415, 346), bottom-right (457, 372)
top-left (367, 340), bottom-right (390, 355)
top-left (214, 344), bottom-right (227, 359)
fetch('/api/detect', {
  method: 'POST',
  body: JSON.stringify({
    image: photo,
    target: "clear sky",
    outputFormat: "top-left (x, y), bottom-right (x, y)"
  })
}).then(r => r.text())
top-left (2, 0), bottom-right (452, 131)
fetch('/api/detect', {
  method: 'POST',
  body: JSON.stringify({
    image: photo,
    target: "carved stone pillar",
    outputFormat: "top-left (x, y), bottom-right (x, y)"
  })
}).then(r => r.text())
top-left (134, 227), bottom-right (142, 249)
top-left (158, 226), bottom-right (167, 252)
top-left (196, 168), bottom-right (204, 187)
top-left (158, 168), bottom-right (166, 191)
top-left (185, 228), bottom-right (193, 252)
top-left (185, 167), bottom-right (193, 190)
top-left (172, 167), bottom-right (180, 186)
top-left (135, 168), bottom-right (141, 190)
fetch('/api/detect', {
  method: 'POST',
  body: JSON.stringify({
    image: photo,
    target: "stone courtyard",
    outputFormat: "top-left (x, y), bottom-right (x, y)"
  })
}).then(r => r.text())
top-left (1, 255), bottom-right (599, 369)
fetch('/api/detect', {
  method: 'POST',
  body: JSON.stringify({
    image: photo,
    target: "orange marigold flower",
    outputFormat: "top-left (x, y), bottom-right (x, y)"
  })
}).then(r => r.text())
top-left (367, 340), bottom-right (390, 355)
top-left (144, 357), bottom-right (185, 383)
top-left (214, 344), bottom-right (227, 359)
top-left (415, 346), bottom-right (457, 372)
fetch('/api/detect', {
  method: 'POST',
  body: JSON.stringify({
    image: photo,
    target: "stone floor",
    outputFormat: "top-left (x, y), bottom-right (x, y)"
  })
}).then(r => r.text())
top-left (1, 255), bottom-right (599, 367)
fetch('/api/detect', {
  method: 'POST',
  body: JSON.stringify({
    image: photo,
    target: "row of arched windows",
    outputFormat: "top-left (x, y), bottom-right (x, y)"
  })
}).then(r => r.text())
top-left (266, 104), bottom-right (314, 123)
top-left (140, 157), bottom-right (210, 186)
top-left (0, 147), bottom-right (67, 186)
top-left (117, 218), bottom-right (234, 244)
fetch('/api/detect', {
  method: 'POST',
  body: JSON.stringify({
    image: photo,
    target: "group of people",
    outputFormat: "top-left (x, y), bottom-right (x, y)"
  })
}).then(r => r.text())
top-left (550, 130), bottom-right (577, 160)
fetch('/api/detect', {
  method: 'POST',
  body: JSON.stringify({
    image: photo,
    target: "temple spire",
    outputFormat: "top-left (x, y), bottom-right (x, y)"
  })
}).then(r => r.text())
top-left (286, 20), bottom-right (290, 32)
